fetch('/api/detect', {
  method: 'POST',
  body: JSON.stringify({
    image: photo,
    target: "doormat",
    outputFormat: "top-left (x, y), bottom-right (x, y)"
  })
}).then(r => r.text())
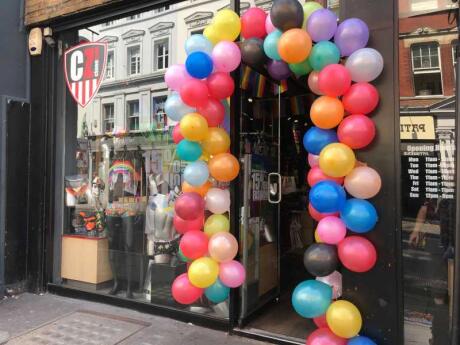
top-left (7, 310), bottom-right (149, 345)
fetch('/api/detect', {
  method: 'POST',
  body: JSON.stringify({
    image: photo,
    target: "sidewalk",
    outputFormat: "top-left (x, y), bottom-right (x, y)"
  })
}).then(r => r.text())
top-left (0, 293), bottom-right (267, 345)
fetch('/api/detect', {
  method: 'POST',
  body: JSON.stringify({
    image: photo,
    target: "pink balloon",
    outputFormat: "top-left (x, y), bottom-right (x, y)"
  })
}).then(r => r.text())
top-left (179, 230), bottom-right (209, 259)
top-left (316, 271), bottom-right (342, 299)
top-left (241, 7), bottom-right (267, 39)
top-left (212, 41), bottom-right (241, 73)
top-left (338, 236), bottom-right (377, 273)
top-left (308, 71), bottom-right (323, 95)
top-left (197, 98), bottom-right (225, 127)
top-left (317, 216), bottom-right (346, 245)
top-left (318, 64), bottom-right (351, 97)
top-left (313, 315), bottom-right (329, 329)
top-left (209, 232), bottom-right (238, 263)
top-left (308, 203), bottom-right (339, 222)
top-left (175, 192), bottom-right (205, 220)
top-left (172, 124), bottom-right (184, 144)
top-left (307, 167), bottom-right (344, 187)
top-left (265, 14), bottom-right (276, 34)
top-left (308, 153), bottom-right (320, 168)
top-left (219, 260), bottom-right (246, 288)
top-left (338, 114), bottom-right (376, 149)
top-left (173, 213), bottom-right (204, 234)
top-left (306, 328), bottom-right (347, 345)
top-left (165, 64), bottom-right (192, 92)
top-left (344, 166), bottom-right (382, 199)
top-left (171, 273), bottom-right (203, 305)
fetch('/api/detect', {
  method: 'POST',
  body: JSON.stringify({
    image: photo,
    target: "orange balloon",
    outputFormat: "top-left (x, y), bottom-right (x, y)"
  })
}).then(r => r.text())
top-left (208, 153), bottom-right (240, 182)
top-left (182, 180), bottom-right (212, 197)
top-left (278, 29), bottom-right (312, 64)
top-left (310, 96), bottom-right (344, 129)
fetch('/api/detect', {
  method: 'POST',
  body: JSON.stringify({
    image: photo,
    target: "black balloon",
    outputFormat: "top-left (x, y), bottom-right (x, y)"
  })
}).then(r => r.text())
top-left (240, 38), bottom-right (267, 68)
top-left (270, 0), bottom-right (304, 32)
top-left (303, 244), bottom-right (339, 277)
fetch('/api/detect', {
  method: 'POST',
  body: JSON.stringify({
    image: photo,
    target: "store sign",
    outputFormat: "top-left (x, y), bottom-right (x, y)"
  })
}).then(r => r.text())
top-left (400, 116), bottom-right (435, 140)
top-left (64, 42), bottom-right (107, 108)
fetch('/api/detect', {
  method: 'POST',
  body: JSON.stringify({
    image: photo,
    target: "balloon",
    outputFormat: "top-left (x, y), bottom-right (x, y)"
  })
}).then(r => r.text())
top-left (309, 41), bottom-right (341, 71)
top-left (342, 82), bottom-right (379, 115)
top-left (310, 96), bottom-right (344, 129)
top-left (205, 278), bottom-right (230, 304)
top-left (291, 280), bottom-right (332, 318)
top-left (314, 230), bottom-right (322, 243)
top-left (318, 64), bottom-right (351, 97)
top-left (303, 2), bottom-right (323, 28)
top-left (172, 124), bottom-right (184, 144)
top-left (334, 18), bottom-right (369, 57)
top-left (326, 300), bottom-right (362, 339)
top-left (178, 247), bottom-right (193, 262)
top-left (208, 153), bottom-right (240, 182)
top-left (204, 214), bottom-right (230, 237)
top-left (212, 41), bottom-right (241, 73)
top-left (185, 35), bottom-right (213, 55)
top-left (338, 236), bottom-right (377, 273)
top-left (185, 51), bottom-right (213, 79)
top-left (206, 188), bottom-right (230, 214)
top-left (306, 328), bottom-right (347, 345)
top-left (165, 93), bottom-right (195, 122)
top-left (203, 25), bottom-right (220, 45)
top-left (207, 72), bottom-right (235, 100)
top-left (337, 115), bottom-right (376, 149)
top-left (165, 65), bottom-right (193, 92)
top-left (212, 9), bottom-right (241, 42)
top-left (270, 0), bottom-right (304, 32)
top-left (303, 127), bottom-right (338, 155)
top-left (309, 203), bottom-right (339, 222)
top-left (309, 181), bottom-right (346, 213)
top-left (180, 113), bottom-right (209, 141)
top-left (303, 243), bottom-right (339, 277)
top-left (265, 14), bottom-right (276, 34)
top-left (289, 58), bottom-right (312, 76)
top-left (241, 7), bottom-right (267, 39)
top-left (180, 79), bottom-right (209, 108)
top-left (209, 232), bottom-right (238, 263)
top-left (319, 143), bottom-right (356, 178)
top-left (267, 60), bottom-right (291, 81)
top-left (340, 198), bottom-right (378, 233)
top-left (175, 192), bottom-right (205, 220)
top-left (219, 260), bottom-right (246, 288)
top-left (177, 139), bottom-right (202, 161)
top-left (202, 128), bottom-right (230, 155)
top-left (317, 216), bottom-right (346, 245)
top-left (308, 153), bottom-right (320, 167)
top-left (173, 213), bottom-right (204, 234)
top-left (344, 166), bottom-right (382, 199)
top-left (197, 98), bottom-right (225, 127)
top-left (316, 271), bottom-right (342, 299)
top-left (307, 167), bottom-right (344, 187)
top-left (188, 257), bottom-right (219, 288)
top-left (278, 29), bottom-right (312, 64)
top-left (184, 161), bottom-right (210, 187)
top-left (241, 38), bottom-right (267, 68)
top-left (172, 273), bottom-right (203, 305)
top-left (348, 336), bottom-right (377, 345)
top-left (180, 230), bottom-right (209, 260)
top-left (345, 48), bottom-right (384, 82)
top-left (313, 314), bottom-right (328, 329)
top-left (306, 9), bottom-right (338, 42)
top-left (308, 71), bottom-right (323, 95)
top-left (263, 30), bottom-right (283, 61)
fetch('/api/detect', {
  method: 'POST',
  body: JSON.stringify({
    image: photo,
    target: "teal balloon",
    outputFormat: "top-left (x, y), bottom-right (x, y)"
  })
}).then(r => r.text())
top-left (205, 279), bottom-right (230, 303)
top-left (291, 280), bottom-right (332, 318)
top-left (177, 140), bottom-right (202, 161)
top-left (309, 41), bottom-right (341, 71)
top-left (263, 30), bottom-right (282, 61)
top-left (289, 58), bottom-right (312, 76)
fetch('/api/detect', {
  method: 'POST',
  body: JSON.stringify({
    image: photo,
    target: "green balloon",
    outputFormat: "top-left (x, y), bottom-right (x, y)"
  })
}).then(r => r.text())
top-left (303, 2), bottom-right (323, 28)
top-left (289, 59), bottom-right (312, 76)
top-left (309, 41), bottom-right (341, 71)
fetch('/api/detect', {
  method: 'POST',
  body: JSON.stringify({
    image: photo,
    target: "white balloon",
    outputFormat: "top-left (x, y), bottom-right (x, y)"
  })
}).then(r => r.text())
top-left (345, 48), bottom-right (384, 82)
top-left (206, 188), bottom-right (230, 214)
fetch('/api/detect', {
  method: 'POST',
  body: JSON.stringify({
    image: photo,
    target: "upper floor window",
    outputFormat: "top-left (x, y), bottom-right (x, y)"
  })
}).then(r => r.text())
top-left (106, 51), bottom-right (115, 79)
top-left (327, 0), bottom-right (340, 16)
top-left (127, 100), bottom-right (140, 131)
top-left (154, 39), bottom-right (169, 71)
top-left (128, 14), bottom-right (141, 20)
top-left (154, 5), bottom-right (170, 14)
top-left (127, 45), bottom-right (141, 76)
top-left (152, 96), bottom-right (167, 129)
top-left (191, 29), bottom-right (204, 36)
top-left (103, 104), bottom-right (115, 133)
top-left (411, 43), bottom-right (442, 96)
top-left (102, 21), bottom-right (114, 27)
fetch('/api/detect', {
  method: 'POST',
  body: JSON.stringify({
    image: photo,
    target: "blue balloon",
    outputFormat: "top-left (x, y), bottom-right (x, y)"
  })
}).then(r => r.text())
top-left (309, 41), bottom-right (341, 71)
top-left (185, 34), bottom-right (213, 55)
top-left (348, 336), bottom-right (377, 345)
top-left (177, 140), bottom-right (202, 162)
top-left (184, 160), bottom-right (209, 186)
top-left (291, 280), bottom-right (332, 318)
top-left (186, 52), bottom-right (213, 79)
top-left (309, 180), bottom-right (346, 213)
top-left (303, 127), bottom-right (338, 155)
top-left (165, 93), bottom-right (195, 122)
top-left (340, 198), bottom-right (378, 233)
top-left (263, 30), bottom-right (282, 61)
top-left (205, 279), bottom-right (230, 303)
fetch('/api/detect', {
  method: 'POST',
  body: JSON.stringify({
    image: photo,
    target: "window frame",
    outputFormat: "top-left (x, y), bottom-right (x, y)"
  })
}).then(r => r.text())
top-left (410, 42), bottom-right (444, 96)
top-left (127, 44), bottom-right (141, 77)
top-left (102, 103), bottom-right (115, 133)
top-left (126, 99), bottom-right (140, 132)
top-left (106, 50), bottom-right (115, 80)
top-left (153, 38), bottom-right (169, 72)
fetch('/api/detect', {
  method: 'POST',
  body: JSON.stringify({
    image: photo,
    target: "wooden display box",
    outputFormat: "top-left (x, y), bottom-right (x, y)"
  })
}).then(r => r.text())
top-left (61, 235), bottom-right (113, 285)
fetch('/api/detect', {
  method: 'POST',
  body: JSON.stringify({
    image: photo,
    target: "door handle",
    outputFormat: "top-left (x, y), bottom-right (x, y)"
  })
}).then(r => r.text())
top-left (268, 173), bottom-right (282, 204)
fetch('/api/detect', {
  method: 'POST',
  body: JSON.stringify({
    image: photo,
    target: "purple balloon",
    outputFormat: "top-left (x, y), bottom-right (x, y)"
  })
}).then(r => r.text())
top-left (267, 60), bottom-right (291, 81)
top-left (306, 9), bottom-right (338, 42)
top-left (334, 18), bottom-right (369, 57)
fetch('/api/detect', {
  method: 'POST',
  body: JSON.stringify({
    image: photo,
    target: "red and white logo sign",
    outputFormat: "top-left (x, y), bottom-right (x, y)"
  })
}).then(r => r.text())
top-left (64, 42), bottom-right (108, 108)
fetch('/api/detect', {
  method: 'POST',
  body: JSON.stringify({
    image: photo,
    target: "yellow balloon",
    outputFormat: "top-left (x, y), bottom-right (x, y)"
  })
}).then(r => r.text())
top-left (203, 25), bottom-right (220, 46)
top-left (319, 143), bottom-right (356, 178)
top-left (188, 257), bottom-right (219, 288)
top-left (201, 128), bottom-right (231, 155)
top-left (199, 150), bottom-right (211, 162)
top-left (314, 230), bottom-right (322, 243)
top-left (179, 113), bottom-right (209, 142)
top-left (326, 300), bottom-right (362, 339)
top-left (302, 2), bottom-right (323, 29)
top-left (212, 9), bottom-right (241, 42)
top-left (204, 214), bottom-right (230, 237)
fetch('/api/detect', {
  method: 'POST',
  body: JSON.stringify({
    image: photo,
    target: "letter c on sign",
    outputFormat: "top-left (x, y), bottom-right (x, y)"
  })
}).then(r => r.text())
top-left (70, 50), bottom-right (84, 82)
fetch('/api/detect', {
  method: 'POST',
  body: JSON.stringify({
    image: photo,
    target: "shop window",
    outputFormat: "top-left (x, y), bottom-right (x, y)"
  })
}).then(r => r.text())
top-left (154, 39), bottom-right (169, 71)
top-left (103, 104), bottom-right (115, 133)
top-left (127, 100), bottom-right (140, 131)
top-left (127, 45), bottom-right (141, 76)
top-left (411, 43), bottom-right (443, 96)
top-left (152, 96), bottom-right (167, 129)
top-left (106, 51), bottom-right (115, 80)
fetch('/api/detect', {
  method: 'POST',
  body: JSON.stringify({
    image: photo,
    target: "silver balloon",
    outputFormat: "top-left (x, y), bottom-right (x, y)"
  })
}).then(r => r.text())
top-left (345, 48), bottom-right (384, 82)
top-left (316, 271), bottom-right (342, 299)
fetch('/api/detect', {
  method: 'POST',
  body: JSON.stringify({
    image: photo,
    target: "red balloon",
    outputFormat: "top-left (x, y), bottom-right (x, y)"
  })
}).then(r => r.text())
top-left (309, 203), bottom-right (339, 222)
top-left (338, 114), bottom-right (376, 149)
top-left (306, 328), bottom-right (347, 345)
top-left (342, 82), bottom-right (379, 115)
top-left (180, 79), bottom-right (209, 108)
top-left (172, 124), bottom-right (184, 144)
top-left (313, 315), bottom-right (328, 329)
top-left (173, 214), bottom-right (204, 234)
top-left (318, 64), bottom-right (351, 97)
top-left (179, 230), bottom-right (209, 259)
top-left (171, 273), bottom-right (203, 305)
top-left (207, 72), bottom-right (235, 100)
top-left (307, 167), bottom-right (344, 187)
top-left (241, 7), bottom-right (267, 39)
top-left (338, 236), bottom-right (377, 273)
top-left (197, 98), bottom-right (225, 127)
top-left (175, 192), bottom-right (205, 220)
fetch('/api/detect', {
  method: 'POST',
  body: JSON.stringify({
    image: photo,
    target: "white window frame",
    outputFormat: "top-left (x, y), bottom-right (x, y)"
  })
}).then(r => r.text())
top-left (127, 44), bottom-right (141, 77)
top-left (153, 38), bottom-right (169, 72)
top-left (411, 42), bottom-right (443, 96)
top-left (102, 103), bottom-right (115, 133)
top-left (106, 50), bottom-right (115, 80)
top-left (127, 100), bottom-right (140, 132)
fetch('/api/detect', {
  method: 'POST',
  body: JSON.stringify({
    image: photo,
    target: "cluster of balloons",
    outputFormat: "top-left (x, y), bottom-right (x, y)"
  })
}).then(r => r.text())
top-left (167, 9), bottom-right (245, 306)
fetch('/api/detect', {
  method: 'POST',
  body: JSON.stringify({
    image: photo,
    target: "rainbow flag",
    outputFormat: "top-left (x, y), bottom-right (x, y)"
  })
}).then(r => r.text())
top-left (241, 66), bottom-right (252, 90)
top-left (290, 97), bottom-right (301, 115)
top-left (280, 79), bottom-right (288, 93)
top-left (255, 73), bottom-right (266, 98)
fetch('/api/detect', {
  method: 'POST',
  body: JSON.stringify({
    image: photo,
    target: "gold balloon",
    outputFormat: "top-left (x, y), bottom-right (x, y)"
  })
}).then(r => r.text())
top-left (179, 113), bottom-right (209, 142)
top-left (202, 128), bottom-right (231, 155)
top-left (188, 257), bottom-right (219, 288)
top-left (314, 230), bottom-right (322, 243)
top-left (212, 9), bottom-right (241, 42)
top-left (319, 143), bottom-right (356, 178)
top-left (326, 300), bottom-right (362, 339)
top-left (203, 25), bottom-right (220, 46)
